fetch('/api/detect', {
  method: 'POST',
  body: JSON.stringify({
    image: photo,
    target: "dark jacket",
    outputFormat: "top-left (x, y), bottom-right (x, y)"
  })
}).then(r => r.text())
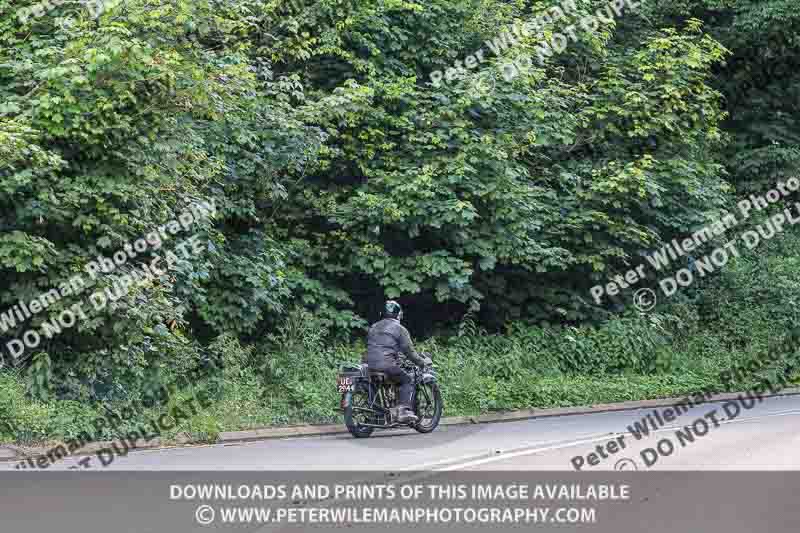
top-left (364, 318), bottom-right (425, 368)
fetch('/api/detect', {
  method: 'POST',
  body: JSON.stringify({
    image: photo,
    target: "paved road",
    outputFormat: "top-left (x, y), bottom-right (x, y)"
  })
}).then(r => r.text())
top-left (4, 394), bottom-right (800, 533)
top-left (6, 393), bottom-right (800, 471)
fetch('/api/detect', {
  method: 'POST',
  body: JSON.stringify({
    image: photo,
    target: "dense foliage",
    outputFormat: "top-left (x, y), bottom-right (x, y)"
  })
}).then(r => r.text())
top-left (1, 0), bottom-right (799, 441)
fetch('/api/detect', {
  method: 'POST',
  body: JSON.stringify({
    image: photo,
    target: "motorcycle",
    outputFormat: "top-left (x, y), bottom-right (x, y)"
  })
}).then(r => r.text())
top-left (336, 354), bottom-right (443, 438)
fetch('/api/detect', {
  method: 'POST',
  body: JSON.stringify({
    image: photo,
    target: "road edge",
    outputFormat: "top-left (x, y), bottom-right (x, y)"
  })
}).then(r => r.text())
top-left (3, 386), bottom-right (800, 463)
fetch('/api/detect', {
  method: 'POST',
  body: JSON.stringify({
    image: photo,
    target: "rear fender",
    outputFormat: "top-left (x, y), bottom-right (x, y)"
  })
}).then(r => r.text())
top-left (340, 380), bottom-right (371, 410)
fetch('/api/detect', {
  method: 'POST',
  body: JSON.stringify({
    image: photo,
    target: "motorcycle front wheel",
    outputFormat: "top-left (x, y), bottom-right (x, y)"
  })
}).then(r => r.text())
top-left (413, 382), bottom-right (443, 433)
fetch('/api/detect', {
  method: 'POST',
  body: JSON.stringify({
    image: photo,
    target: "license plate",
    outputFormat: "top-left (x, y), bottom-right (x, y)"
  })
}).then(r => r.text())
top-left (337, 376), bottom-right (354, 393)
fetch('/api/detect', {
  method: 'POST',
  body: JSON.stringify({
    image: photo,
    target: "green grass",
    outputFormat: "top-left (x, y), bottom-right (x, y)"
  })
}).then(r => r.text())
top-left (5, 227), bottom-right (800, 446)
top-left (3, 323), bottom-right (799, 446)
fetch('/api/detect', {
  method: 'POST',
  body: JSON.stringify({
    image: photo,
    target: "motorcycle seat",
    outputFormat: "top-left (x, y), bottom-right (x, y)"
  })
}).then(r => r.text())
top-left (368, 370), bottom-right (386, 381)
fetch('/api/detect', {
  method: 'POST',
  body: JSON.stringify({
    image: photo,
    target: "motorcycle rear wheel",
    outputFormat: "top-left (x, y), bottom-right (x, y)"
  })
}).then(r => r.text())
top-left (343, 390), bottom-right (374, 438)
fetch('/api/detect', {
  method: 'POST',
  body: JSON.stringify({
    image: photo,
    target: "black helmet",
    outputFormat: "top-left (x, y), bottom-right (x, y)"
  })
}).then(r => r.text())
top-left (384, 300), bottom-right (403, 321)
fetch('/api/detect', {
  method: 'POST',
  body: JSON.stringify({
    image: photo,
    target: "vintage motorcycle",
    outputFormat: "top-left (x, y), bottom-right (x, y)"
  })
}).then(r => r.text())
top-left (336, 354), bottom-right (443, 438)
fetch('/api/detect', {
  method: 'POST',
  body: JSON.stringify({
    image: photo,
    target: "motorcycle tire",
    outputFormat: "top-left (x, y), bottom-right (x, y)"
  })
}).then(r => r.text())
top-left (413, 382), bottom-right (443, 433)
top-left (343, 390), bottom-right (374, 438)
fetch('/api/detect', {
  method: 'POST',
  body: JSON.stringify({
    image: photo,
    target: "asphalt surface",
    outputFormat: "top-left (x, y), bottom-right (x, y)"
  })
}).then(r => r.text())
top-left (4, 394), bottom-right (800, 533)
top-left (6, 392), bottom-right (800, 471)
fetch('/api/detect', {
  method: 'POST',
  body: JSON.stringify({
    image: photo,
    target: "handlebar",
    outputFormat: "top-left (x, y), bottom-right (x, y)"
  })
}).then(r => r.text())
top-left (399, 354), bottom-right (434, 372)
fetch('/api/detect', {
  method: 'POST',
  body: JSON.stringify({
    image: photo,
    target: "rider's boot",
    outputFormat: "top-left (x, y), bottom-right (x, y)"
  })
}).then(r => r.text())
top-left (395, 405), bottom-right (418, 424)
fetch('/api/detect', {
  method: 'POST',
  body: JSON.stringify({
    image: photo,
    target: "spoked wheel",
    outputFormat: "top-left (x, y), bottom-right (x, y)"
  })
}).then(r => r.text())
top-left (343, 388), bottom-right (374, 438)
top-left (413, 382), bottom-right (443, 433)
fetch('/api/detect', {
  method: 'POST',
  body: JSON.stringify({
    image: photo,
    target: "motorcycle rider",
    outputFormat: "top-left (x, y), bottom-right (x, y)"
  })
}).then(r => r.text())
top-left (364, 300), bottom-right (432, 424)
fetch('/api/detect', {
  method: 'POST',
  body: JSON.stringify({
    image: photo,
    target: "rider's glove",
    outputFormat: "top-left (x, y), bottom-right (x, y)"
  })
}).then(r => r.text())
top-left (422, 356), bottom-right (433, 366)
